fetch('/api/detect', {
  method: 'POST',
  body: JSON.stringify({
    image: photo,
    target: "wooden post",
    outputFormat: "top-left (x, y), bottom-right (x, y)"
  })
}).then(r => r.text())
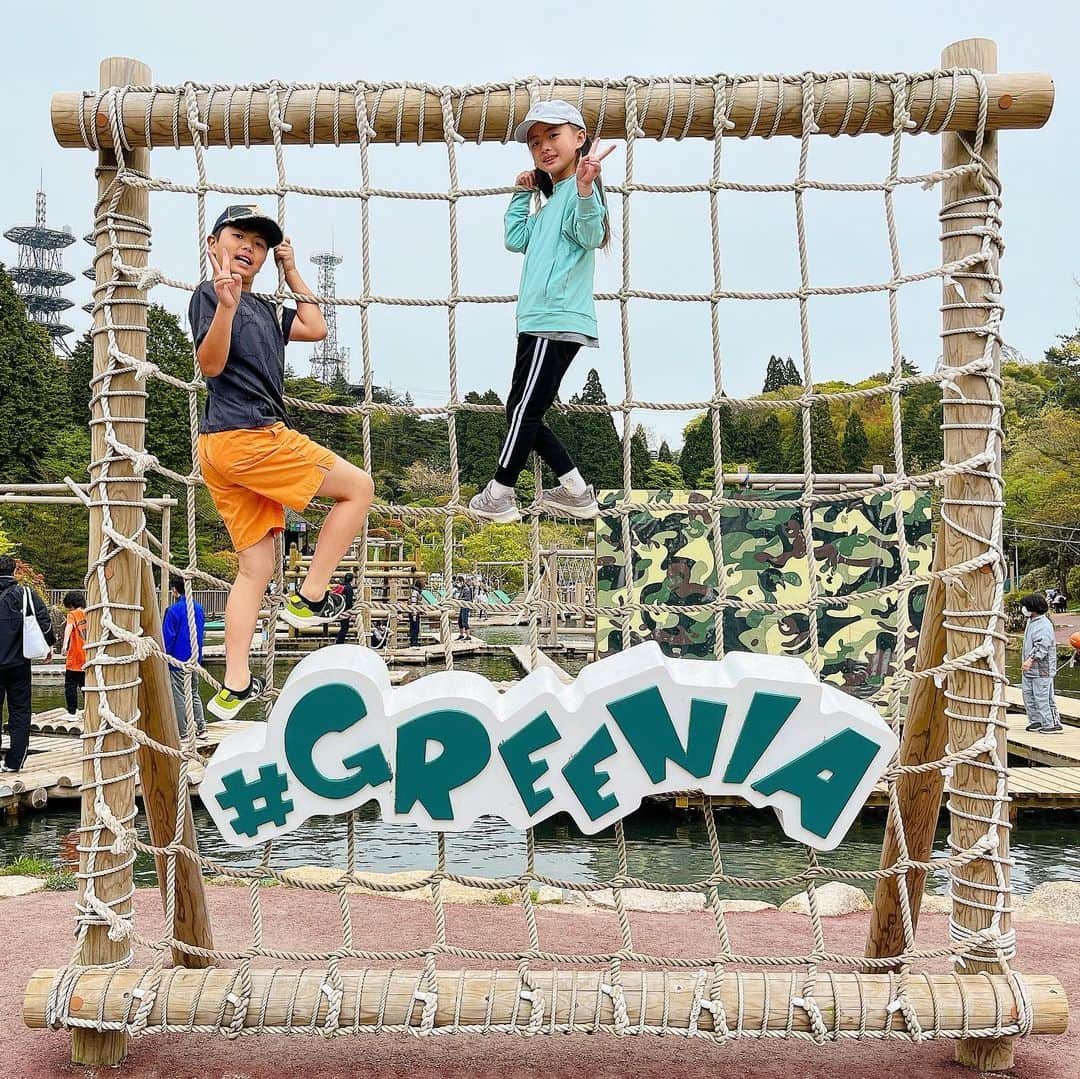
top-left (866, 543), bottom-right (948, 959)
top-left (158, 502), bottom-right (171, 613)
top-left (136, 559), bottom-right (213, 968)
top-left (72, 55), bottom-right (152, 1068)
top-left (939, 38), bottom-right (1012, 1073)
top-left (545, 552), bottom-right (559, 649)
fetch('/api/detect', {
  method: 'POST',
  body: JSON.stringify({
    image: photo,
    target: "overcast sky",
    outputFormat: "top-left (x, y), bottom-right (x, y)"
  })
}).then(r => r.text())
top-left (4, 1), bottom-right (1075, 449)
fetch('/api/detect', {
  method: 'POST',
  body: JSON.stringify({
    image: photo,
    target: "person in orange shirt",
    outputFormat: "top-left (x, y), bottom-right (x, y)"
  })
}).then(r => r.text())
top-left (61, 590), bottom-right (87, 717)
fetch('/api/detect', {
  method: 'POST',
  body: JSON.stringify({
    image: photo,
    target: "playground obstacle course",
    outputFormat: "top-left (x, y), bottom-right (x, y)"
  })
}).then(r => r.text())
top-left (23, 42), bottom-right (1068, 1072)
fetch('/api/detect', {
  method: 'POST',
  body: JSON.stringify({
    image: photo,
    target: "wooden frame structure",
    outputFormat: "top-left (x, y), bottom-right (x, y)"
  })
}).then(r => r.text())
top-left (26, 42), bottom-right (1065, 1071)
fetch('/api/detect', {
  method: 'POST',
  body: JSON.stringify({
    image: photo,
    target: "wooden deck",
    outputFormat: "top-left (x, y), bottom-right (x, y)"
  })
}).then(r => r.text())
top-left (1, 712), bottom-right (257, 812)
top-left (11, 678), bottom-right (1080, 818)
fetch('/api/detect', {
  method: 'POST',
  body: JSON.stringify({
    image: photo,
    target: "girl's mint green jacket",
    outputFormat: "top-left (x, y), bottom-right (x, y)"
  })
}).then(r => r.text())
top-left (504, 177), bottom-right (606, 338)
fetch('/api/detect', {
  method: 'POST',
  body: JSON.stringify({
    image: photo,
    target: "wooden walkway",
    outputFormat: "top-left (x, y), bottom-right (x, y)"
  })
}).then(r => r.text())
top-left (509, 645), bottom-right (575, 685)
top-left (1, 711), bottom-right (257, 812)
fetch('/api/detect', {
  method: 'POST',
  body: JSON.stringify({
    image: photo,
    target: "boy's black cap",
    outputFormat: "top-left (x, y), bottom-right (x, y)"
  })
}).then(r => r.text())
top-left (212, 204), bottom-right (283, 247)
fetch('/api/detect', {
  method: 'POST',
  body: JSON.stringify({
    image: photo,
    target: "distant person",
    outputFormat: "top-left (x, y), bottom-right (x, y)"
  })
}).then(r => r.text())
top-left (162, 577), bottom-right (207, 739)
top-left (454, 575), bottom-right (475, 640)
top-left (334, 573), bottom-right (356, 645)
top-left (60, 590), bottom-right (87, 717)
top-left (1021, 593), bottom-right (1062, 734)
top-left (0, 555), bottom-right (57, 772)
top-left (476, 582), bottom-right (488, 621)
top-left (408, 577), bottom-right (424, 649)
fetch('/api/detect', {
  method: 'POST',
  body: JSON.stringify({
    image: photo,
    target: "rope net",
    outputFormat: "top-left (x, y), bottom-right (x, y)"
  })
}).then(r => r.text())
top-left (55, 70), bottom-right (1023, 1043)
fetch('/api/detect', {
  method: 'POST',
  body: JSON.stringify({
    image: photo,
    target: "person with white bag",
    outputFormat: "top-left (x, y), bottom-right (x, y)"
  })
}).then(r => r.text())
top-left (0, 554), bottom-right (57, 773)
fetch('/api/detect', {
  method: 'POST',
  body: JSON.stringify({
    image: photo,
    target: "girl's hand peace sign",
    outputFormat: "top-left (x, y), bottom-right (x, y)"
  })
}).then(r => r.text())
top-left (576, 139), bottom-right (616, 195)
top-left (208, 244), bottom-right (243, 310)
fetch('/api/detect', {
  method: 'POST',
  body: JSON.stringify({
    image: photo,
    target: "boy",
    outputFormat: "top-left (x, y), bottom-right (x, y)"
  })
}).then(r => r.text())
top-left (60, 590), bottom-right (87, 717)
top-left (162, 577), bottom-right (207, 738)
top-left (1020, 593), bottom-right (1062, 734)
top-left (190, 205), bottom-right (374, 719)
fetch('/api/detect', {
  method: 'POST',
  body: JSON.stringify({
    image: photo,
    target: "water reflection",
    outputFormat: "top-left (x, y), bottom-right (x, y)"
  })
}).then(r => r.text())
top-left (18, 627), bottom-right (1079, 906)
top-left (5, 799), bottom-right (1079, 906)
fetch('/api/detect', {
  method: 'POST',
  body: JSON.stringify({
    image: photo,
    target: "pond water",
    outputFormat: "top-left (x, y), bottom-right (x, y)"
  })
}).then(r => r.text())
top-left (12, 624), bottom-right (1078, 906)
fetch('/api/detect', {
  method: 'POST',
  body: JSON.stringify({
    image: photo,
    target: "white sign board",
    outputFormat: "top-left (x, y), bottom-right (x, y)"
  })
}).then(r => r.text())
top-left (202, 642), bottom-right (897, 851)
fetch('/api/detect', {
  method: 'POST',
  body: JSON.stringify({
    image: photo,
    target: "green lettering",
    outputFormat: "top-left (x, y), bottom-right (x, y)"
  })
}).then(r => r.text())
top-left (498, 712), bottom-right (559, 816)
top-left (751, 728), bottom-right (880, 838)
top-left (562, 725), bottom-right (619, 822)
top-left (394, 710), bottom-right (491, 820)
top-left (723, 691), bottom-right (800, 784)
top-left (283, 683), bottom-right (391, 800)
top-left (606, 688), bottom-right (725, 784)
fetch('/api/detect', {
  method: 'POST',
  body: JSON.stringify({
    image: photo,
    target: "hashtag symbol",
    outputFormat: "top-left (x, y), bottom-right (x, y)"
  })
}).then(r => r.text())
top-left (215, 764), bottom-right (295, 839)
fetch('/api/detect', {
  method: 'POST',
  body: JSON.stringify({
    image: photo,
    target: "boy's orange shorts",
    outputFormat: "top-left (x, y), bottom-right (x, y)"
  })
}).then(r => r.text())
top-left (199, 423), bottom-right (336, 552)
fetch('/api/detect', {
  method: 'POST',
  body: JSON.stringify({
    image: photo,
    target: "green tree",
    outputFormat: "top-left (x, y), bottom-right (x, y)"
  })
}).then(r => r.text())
top-left (762, 355), bottom-right (787, 393)
top-left (566, 369), bottom-right (622, 488)
top-left (755, 413), bottom-right (785, 471)
top-left (459, 524), bottom-right (530, 591)
top-left (841, 410), bottom-right (870, 471)
top-left (630, 424), bottom-right (651, 488)
top-left (67, 330), bottom-right (93, 425)
top-left (0, 264), bottom-right (69, 482)
top-left (679, 414), bottom-right (712, 487)
top-left (785, 403), bottom-right (842, 473)
top-left (782, 357), bottom-right (801, 386)
top-left (455, 389), bottom-right (505, 487)
top-left (1044, 327), bottom-right (1080, 410)
top-left (657, 440), bottom-right (673, 463)
top-left (644, 461), bottom-right (684, 489)
top-left (146, 305), bottom-right (201, 477)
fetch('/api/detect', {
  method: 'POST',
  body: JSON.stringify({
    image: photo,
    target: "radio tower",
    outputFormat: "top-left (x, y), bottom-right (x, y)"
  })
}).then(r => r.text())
top-left (4, 187), bottom-right (76, 356)
top-left (309, 250), bottom-right (349, 383)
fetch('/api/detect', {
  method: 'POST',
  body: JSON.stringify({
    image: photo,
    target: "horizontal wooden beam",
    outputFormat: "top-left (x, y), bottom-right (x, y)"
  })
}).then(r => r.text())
top-left (25, 967), bottom-right (1067, 1037)
top-left (52, 71), bottom-right (1054, 150)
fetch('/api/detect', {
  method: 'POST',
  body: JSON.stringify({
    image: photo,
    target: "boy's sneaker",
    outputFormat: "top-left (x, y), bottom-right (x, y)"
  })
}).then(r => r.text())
top-left (468, 482), bottom-right (521, 524)
top-left (541, 484), bottom-right (599, 520)
top-left (208, 676), bottom-right (265, 721)
top-left (280, 590), bottom-right (347, 630)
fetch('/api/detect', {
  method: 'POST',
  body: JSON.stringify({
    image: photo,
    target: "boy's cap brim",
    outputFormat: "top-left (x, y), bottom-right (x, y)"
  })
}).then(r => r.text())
top-left (212, 204), bottom-right (284, 247)
top-left (514, 100), bottom-right (587, 143)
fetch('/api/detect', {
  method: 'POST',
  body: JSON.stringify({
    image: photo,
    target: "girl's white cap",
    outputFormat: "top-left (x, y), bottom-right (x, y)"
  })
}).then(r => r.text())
top-left (514, 101), bottom-right (587, 143)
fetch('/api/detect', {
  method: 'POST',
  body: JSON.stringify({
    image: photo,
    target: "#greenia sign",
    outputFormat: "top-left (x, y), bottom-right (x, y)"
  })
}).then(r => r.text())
top-left (203, 642), bottom-right (897, 851)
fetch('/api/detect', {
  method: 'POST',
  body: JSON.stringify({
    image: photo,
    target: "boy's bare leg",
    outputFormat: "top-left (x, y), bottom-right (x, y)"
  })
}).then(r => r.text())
top-left (300, 457), bottom-right (374, 602)
top-left (224, 533), bottom-right (276, 691)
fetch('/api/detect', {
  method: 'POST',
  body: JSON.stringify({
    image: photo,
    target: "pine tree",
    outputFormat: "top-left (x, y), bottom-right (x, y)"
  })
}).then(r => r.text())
top-left (657, 440), bottom-right (673, 463)
top-left (0, 265), bottom-right (68, 482)
top-left (762, 354), bottom-right (786, 393)
top-left (567, 369), bottom-right (622, 488)
top-left (679, 414), bottom-right (712, 487)
top-left (456, 389), bottom-right (506, 486)
top-left (840, 409), bottom-right (871, 471)
top-left (755, 413), bottom-right (785, 471)
top-left (630, 424), bottom-right (651, 487)
top-left (785, 403), bottom-right (842, 473)
top-left (782, 357), bottom-right (802, 386)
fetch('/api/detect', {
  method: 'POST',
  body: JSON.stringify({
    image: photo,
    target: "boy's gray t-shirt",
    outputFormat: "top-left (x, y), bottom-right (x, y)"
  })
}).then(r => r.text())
top-left (188, 282), bottom-right (297, 433)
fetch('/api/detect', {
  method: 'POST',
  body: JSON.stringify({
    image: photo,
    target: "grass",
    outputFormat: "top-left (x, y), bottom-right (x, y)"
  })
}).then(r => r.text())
top-left (0, 855), bottom-right (52, 877)
top-left (0, 855), bottom-right (77, 890)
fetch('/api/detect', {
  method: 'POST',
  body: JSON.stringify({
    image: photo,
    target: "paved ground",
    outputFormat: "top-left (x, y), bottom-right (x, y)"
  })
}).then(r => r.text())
top-left (0, 887), bottom-right (1075, 1077)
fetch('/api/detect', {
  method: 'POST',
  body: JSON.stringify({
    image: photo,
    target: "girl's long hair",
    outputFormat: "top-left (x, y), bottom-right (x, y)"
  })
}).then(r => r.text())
top-left (533, 134), bottom-right (611, 250)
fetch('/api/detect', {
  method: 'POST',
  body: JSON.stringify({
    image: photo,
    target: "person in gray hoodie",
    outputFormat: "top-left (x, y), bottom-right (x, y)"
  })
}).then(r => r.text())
top-left (1020, 593), bottom-right (1062, 734)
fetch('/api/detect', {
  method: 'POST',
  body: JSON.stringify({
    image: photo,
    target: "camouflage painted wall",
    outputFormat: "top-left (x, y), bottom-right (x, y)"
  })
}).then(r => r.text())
top-left (595, 488), bottom-right (933, 704)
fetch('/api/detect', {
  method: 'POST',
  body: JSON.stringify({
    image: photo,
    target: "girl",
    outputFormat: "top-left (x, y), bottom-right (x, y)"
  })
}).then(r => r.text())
top-left (469, 100), bottom-right (614, 524)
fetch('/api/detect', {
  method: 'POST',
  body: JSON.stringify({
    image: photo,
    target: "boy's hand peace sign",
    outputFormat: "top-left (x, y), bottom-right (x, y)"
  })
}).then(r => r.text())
top-left (208, 244), bottom-right (243, 310)
top-left (576, 139), bottom-right (616, 194)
